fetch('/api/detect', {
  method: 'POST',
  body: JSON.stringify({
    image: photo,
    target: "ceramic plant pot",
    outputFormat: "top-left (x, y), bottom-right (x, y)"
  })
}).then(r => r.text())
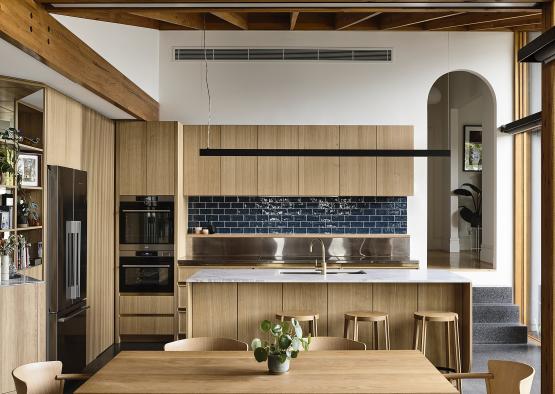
top-left (267, 354), bottom-right (290, 374)
top-left (1, 255), bottom-right (9, 281)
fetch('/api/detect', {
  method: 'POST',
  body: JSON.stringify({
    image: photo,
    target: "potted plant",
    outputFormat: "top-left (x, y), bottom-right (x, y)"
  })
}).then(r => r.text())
top-left (17, 194), bottom-right (39, 228)
top-left (0, 234), bottom-right (19, 280)
top-left (251, 319), bottom-right (311, 374)
top-left (452, 183), bottom-right (482, 228)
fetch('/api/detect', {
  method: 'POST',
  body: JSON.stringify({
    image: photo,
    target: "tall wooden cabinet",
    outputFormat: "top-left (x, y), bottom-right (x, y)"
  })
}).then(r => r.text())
top-left (339, 126), bottom-right (377, 196)
top-left (183, 125), bottom-right (221, 196)
top-left (377, 126), bottom-right (414, 196)
top-left (220, 125), bottom-right (257, 195)
top-left (298, 126), bottom-right (340, 196)
top-left (257, 126), bottom-right (299, 196)
top-left (117, 121), bottom-right (178, 196)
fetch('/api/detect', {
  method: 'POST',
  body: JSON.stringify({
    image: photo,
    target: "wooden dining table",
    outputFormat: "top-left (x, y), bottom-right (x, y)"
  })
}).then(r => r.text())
top-left (76, 350), bottom-right (458, 394)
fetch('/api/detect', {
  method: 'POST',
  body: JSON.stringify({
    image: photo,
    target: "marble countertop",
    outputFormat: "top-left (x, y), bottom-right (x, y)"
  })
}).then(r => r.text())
top-left (187, 268), bottom-right (471, 284)
top-left (0, 274), bottom-right (43, 287)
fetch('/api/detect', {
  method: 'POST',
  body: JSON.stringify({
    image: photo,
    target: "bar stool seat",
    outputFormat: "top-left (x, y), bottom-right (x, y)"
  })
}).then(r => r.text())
top-left (344, 311), bottom-right (390, 350)
top-left (276, 311), bottom-right (319, 336)
top-left (413, 310), bottom-right (461, 390)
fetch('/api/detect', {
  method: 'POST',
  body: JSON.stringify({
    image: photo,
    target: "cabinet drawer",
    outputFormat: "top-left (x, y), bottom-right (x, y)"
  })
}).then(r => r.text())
top-left (177, 285), bottom-right (188, 309)
top-left (120, 316), bottom-right (174, 335)
top-left (178, 311), bottom-right (187, 335)
top-left (120, 295), bottom-right (174, 315)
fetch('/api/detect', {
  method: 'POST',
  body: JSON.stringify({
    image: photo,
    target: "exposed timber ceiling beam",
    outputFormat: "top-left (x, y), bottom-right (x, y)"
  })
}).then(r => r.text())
top-left (335, 12), bottom-right (381, 30)
top-left (211, 11), bottom-right (249, 29)
top-left (128, 10), bottom-right (203, 29)
top-left (378, 11), bottom-right (463, 29)
top-left (423, 11), bottom-right (542, 29)
top-left (290, 11), bottom-right (300, 30)
top-left (0, 0), bottom-right (159, 120)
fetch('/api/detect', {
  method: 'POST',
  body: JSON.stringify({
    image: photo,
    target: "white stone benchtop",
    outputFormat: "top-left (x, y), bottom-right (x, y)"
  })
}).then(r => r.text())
top-left (186, 268), bottom-right (471, 284)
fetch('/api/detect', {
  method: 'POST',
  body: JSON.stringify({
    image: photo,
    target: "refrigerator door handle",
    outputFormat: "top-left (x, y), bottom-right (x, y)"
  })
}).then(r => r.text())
top-left (57, 305), bottom-right (90, 323)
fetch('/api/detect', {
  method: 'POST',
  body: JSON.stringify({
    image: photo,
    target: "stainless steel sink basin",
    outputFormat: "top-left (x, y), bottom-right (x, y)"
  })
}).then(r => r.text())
top-left (280, 270), bottom-right (366, 275)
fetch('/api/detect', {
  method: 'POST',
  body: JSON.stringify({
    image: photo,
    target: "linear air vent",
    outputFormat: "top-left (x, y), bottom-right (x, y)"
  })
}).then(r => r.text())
top-left (174, 47), bottom-right (392, 62)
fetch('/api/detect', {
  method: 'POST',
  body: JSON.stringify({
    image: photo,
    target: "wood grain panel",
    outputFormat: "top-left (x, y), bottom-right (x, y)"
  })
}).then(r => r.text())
top-left (221, 126), bottom-right (258, 195)
top-left (191, 283), bottom-right (237, 338)
top-left (257, 126), bottom-right (298, 196)
top-left (327, 284), bottom-right (373, 346)
top-left (282, 283), bottom-right (328, 335)
top-left (117, 121), bottom-right (147, 195)
top-left (120, 295), bottom-right (174, 315)
top-left (299, 126), bottom-right (340, 196)
top-left (372, 284), bottom-right (417, 350)
top-left (339, 126), bottom-right (377, 196)
top-left (376, 125), bottom-right (414, 196)
top-left (120, 316), bottom-right (174, 335)
top-left (183, 125), bottom-right (221, 195)
top-left (82, 107), bottom-right (115, 364)
top-left (45, 88), bottom-right (83, 170)
top-left (417, 284), bottom-right (462, 369)
top-left (147, 122), bottom-right (176, 195)
top-left (237, 283), bottom-right (283, 343)
top-left (0, 284), bottom-right (41, 393)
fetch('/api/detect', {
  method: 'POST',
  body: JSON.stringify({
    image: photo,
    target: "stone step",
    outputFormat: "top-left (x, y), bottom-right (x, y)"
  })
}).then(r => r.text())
top-left (473, 303), bottom-right (521, 323)
top-left (473, 287), bottom-right (513, 304)
top-left (473, 323), bottom-right (528, 344)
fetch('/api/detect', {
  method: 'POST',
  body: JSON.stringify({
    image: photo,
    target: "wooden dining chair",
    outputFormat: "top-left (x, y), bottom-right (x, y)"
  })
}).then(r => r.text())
top-left (444, 360), bottom-right (535, 394)
top-left (12, 361), bottom-right (91, 394)
top-left (307, 336), bottom-right (366, 351)
top-left (164, 337), bottom-right (249, 351)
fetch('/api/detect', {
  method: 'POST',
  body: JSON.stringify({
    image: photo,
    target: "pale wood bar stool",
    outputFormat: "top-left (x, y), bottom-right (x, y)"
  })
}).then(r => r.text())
top-left (276, 311), bottom-right (319, 336)
top-left (413, 311), bottom-right (462, 390)
top-left (343, 311), bottom-right (391, 350)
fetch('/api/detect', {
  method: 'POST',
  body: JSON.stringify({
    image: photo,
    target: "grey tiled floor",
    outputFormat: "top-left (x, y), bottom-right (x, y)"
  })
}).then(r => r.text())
top-left (462, 342), bottom-right (541, 393)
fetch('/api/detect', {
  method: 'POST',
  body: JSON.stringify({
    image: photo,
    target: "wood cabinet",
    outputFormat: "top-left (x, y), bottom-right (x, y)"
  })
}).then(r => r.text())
top-left (339, 126), bottom-right (377, 196)
top-left (120, 295), bottom-right (174, 315)
top-left (298, 126), bottom-right (339, 196)
top-left (117, 121), bottom-right (178, 196)
top-left (119, 295), bottom-right (175, 337)
top-left (183, 125), bottom-right (221, 195)
top-left (257, 126), bottom-right (299, 196)
top-left (220, 126), bottom-right (257, 195)
top-left (0, 283), bottom-right (45, 393)
top-left (376, 126), bottom-right (414, 196)
top-left (119, 316), bottom-right (174, 336)
top-left (117, 122), bottom-right (147, 195)
top-left (146, 122), bottom-right (176, 195)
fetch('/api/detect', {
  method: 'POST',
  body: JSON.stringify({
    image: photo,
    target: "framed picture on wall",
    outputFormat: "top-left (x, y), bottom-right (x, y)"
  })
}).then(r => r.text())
top-left (463, 125), bottom-right (482, 172)
top-left (17, 153), bottom-right (40, 187)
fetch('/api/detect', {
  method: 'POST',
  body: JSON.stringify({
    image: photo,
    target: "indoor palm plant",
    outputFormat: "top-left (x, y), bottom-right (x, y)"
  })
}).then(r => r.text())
top-left (251, 318), bottom-right (311, 374)
top-left (453, 183), bottom-right (482, 228)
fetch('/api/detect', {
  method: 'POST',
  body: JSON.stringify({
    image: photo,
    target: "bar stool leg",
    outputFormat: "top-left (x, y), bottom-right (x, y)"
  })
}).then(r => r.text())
top-left (413, 318), bottom-right (420, 350)
top-left (344, 317), bottom-right (350, 339)
top-left (373, 321), bottom-right (380, 350)
top-left (385, 316), bottom-right (391, 350)
top-left (421, 318), bottom-right (427, 357)
top-left (453, 317), bottom-right (462, 392)
top-left (445, 321), bottom-right (451, 370)
top-left (353, 316), bottom-right (358, 342)
top-left (314, 317), bottom-right (318, 337)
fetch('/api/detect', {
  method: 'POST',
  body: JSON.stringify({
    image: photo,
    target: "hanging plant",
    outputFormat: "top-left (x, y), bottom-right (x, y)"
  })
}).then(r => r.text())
top-left (453, 183), bottom-right (482, 228)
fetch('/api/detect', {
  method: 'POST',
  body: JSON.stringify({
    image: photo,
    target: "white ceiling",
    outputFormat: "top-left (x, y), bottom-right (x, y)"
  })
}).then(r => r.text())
top-left (0, 38), bottom-right (134, 120)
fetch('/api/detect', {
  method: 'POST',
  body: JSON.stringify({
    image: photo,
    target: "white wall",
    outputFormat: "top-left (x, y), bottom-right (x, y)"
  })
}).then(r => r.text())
top-left (53, 15), bottom-right (160, 101)
top-left (159, 30), bottom-right (514, 286)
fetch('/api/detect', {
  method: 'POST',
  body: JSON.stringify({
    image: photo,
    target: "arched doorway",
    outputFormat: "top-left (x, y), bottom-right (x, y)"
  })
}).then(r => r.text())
top-left (427, 71), bottom-right (496, 269)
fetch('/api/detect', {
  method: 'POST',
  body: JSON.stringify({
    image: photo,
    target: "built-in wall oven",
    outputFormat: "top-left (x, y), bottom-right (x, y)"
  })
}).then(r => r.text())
top-left (119, 250), bottom-right (174, 293)
top-left (119, 196), bottom-right (174, 251)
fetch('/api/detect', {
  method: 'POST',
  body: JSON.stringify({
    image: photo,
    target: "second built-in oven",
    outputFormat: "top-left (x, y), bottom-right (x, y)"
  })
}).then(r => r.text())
top-left (119, 251), bottom-right (174, 293)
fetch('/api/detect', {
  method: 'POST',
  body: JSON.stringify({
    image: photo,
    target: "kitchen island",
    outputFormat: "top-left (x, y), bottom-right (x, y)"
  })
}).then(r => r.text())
top-left (186, 269), bottom-right (472, 371)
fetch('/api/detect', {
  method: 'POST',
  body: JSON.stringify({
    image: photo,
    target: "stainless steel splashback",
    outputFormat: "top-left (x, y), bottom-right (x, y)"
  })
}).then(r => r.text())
top-left (190, 236), bottom-right (409, 259)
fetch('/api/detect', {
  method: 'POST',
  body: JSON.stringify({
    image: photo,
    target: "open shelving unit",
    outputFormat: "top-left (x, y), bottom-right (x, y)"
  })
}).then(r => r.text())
top-left (0, 78), bottom-right (46, 281)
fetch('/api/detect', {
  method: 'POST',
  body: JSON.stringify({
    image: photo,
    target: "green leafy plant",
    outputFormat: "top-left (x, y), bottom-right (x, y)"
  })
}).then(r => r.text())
top-left (0, 234), bottom-right (23, 256)
top-left (453, 183), bottom-right (482, 227)
top-left (17, 192), bottom-right (39, 226)
top-left (251, 319), bottom-right (311, 364)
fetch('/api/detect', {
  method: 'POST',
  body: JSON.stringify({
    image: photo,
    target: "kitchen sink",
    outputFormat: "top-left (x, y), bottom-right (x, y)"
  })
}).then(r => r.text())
top-left (280, 270), bottom-right (366, 275)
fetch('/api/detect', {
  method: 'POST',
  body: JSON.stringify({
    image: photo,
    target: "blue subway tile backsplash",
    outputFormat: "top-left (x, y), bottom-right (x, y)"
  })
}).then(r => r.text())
top-left (188, 196), bottom-right (407, 235)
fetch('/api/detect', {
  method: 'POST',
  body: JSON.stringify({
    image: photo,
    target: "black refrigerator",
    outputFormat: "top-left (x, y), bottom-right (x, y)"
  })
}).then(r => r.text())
top-left (47, 165), bottom-right (88, 373)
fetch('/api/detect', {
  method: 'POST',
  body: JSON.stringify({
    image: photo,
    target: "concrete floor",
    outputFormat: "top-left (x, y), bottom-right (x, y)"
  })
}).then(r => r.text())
top-left (463, 342), bottom-right (541, 393)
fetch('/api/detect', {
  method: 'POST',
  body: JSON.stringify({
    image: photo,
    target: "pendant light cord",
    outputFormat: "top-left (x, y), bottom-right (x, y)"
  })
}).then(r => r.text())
top-left (203, 16), bottom-right (212, 149)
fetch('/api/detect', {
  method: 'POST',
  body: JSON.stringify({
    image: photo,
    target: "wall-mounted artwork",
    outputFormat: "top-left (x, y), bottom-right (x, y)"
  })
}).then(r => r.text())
top-left (17, 153), bottom-right (39, 187)
top-left (463, 125), bottom-right (482, 172)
